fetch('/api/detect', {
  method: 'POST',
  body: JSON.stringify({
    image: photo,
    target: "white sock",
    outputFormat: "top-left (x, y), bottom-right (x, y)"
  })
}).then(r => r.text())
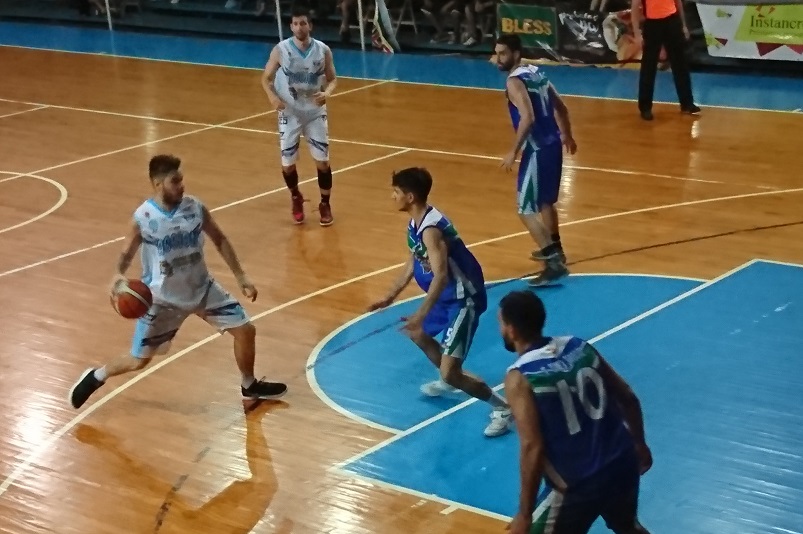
top-left (241, 375), bottom-right (256, 389)
top-left (94, 367), bottom-right (108, 382)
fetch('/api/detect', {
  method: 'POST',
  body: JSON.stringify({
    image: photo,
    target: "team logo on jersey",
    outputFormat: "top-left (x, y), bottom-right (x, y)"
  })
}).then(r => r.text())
top-left (148, 219), bottom-right (159, 232)
top-left (408, 235), bottom-right (432, 273)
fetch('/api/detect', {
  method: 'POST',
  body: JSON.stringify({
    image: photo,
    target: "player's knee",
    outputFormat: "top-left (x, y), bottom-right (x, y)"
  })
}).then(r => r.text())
top-left (230, 321), bottom-right (256, 341)
top-left (282, 164), bottom-right (297, 175)
top-left (439, 360), bottom-right (463, 387)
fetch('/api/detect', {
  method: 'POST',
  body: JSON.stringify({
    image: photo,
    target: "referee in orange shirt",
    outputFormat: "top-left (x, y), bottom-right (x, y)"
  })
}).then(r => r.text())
top-left (631, 0), bottom-right (700, 120)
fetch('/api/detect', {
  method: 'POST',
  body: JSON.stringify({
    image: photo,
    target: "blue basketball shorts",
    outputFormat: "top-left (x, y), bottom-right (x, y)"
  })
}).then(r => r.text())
top-left (422, 294), bottom-right (487, 360)
top-left (517, 140), bottom-right (563, 216)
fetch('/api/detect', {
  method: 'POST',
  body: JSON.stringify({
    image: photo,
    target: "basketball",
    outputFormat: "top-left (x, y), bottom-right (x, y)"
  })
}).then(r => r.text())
top-left (111, 279), bottom-right (152, 319)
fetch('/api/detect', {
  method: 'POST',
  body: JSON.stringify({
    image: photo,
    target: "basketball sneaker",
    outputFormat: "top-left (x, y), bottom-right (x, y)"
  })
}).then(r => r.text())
top-left (319, 202), bottom-right (333, 226)
top-left (69, 368), bottom-right (105, 409)
top-left (291, 194), bottom-right (305, 224)
top-left (528, 260), bottom-right (569, 287)
top-left (420, 379), bottom-right (459, 397)
top-left (484, 408), bottom-right (513, 437)
top-left (242, 379), bottom-right (288, 400)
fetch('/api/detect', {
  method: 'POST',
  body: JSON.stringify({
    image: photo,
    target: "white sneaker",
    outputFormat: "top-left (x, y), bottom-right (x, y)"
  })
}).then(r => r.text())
top-left (420, 379), bottom-right (459, 397)
top-left (484, 408), bottom-right (513, 437)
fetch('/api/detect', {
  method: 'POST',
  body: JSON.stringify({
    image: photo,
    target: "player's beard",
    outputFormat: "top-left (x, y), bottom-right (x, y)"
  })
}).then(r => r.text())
top-left (163, 190), bottom-right (183, 208)
top-left (502, 334), bottom-right (516, 353)
top-left (497, 58), bottom-right (514, 72)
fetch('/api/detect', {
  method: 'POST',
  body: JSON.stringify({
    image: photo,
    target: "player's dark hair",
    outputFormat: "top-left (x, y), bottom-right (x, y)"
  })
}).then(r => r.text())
top-left (290, 3), bottom-right (311, 20)
top-left (149, 154), bottom-right (181, 181)
top-left (496, 34), bottom-right (522, 54)
top-left (392, 167), bottom-right (433, 203)
top-left (499, 290), bottom-right (546, 340)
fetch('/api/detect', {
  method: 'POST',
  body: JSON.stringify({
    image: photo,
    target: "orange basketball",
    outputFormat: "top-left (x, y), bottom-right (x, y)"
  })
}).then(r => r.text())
top-left (111, 279), bottom-right (153, 319)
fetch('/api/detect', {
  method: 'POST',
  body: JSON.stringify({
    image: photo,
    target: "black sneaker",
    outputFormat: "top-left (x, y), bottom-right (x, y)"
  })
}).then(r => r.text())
top-left (528, 261), bottom-right (569, 288)
top-left (681, 104), bottom-right (701, 115)
top-left (69, 368), bottom-right (105, 409)
top-left (242, 379), bottom-right (287, 400)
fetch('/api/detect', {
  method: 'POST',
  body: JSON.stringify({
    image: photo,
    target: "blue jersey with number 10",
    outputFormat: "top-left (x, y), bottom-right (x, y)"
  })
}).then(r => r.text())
top-left (508, 336), bottom-right (635, 489)
top-left (506, 65), bottom-right (561, 148)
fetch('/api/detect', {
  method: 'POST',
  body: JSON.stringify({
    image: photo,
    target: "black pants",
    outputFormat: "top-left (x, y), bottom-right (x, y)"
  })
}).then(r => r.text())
top-left (638, 12), bottom-right (695, 111)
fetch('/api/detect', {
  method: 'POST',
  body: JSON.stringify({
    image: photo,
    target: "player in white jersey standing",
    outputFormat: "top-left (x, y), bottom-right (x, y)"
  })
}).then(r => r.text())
top-left (68, 154), bottom-right (288, 410)
top-left (261, 4), bottom-right (338, 226)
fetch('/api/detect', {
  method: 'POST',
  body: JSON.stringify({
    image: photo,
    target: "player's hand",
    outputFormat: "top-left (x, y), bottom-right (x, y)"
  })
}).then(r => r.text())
top-left (109, 274), bottom-right (127, 297)
top-left (400, 311), bottom-right (425, 335)
top-left (506, 512), bottom-right (532, 534)
top-left (313, 92), bottom-right (327, 106)
top-left (635, 442), bottom-right (653, 475)
top-left (269, 96), bottom-right (285, 111)
top-left (238, 276), bottom-right (258, 302)
top-left (561, 135), bottom-right (577, 155)
top-left (500, 151), bottom-right (517, 172)
top-left (367, 296), bottom-right (394, 312)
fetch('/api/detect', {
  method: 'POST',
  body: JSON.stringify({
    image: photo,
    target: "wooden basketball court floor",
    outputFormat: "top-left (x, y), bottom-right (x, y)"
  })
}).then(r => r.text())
top-left (1, 41), bottom-right (803, 534)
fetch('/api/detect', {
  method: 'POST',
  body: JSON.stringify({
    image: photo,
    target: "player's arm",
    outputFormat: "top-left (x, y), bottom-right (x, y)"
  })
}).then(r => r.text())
top-left (506, 76), bottom-right (536, 158)
top-left (261, 46), bottom-right (285, 109)
top-left (549, 84), bottom-right (577, 154)
top-left (505, 369), bottom-right (545, 525)
top-left (111, 219), bottom-right (143, 292)
top-left (321, 46), bottom-right (338, 98)
top-left (594, 349), bottom-right (653, 473)
top-left (369, 254), bottom-right (414, 311)
top-left (200, 206), bottom-right (256, 299)
top-left (415, 227), bottom-right (449, 318)
top-left (387, 254), bottom-right (415, 301)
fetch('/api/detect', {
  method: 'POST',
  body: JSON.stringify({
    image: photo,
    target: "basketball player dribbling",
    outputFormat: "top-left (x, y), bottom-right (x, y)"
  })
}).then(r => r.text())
top-left (68, 155), bottom-right (288, 410)
top-left (495, 34), bottom-right (575, 287)
top-left (261, 4), bottom-right (337, 226)
top-left (368, 167), bottom-right (513, 438)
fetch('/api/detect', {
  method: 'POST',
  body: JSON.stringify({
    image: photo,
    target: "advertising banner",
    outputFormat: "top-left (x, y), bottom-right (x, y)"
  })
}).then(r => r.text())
top-left (696, 3), bottom-right (803, 60)
top-left (496, 2), bottom-right (663, 66)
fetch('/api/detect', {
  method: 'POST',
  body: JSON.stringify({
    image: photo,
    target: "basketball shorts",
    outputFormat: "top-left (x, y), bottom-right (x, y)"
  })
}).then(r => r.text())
top-left (130, 279), bottom-right (250, 358)
top-left (422, 295), bottom-right (486, 360)
top-left (530, 452), bottom-right (642, 534)
top-left (517, 140), bottom-right (563, 216)
top-left (278, 110), bottom-right (329, 167)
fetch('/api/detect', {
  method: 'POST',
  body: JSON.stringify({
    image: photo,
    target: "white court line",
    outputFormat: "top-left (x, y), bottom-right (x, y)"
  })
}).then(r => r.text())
top-left (752, 258), bottom-right (803, 269)
top-left (0, 172), bottom-right (69, 235)
top-left (0, 185), bottom-right (799, 499)
top-left (0, 104), bottom-right (48, 119)
top-left (327, 259), bottom-right (762, 522)
top-left (0, 95), bottom-right (778, 190)
top-left (0, 148), bottom-right (410, 279)
top-left (305, 272), bottom-right (706, 435)
top-left (0, 78), bottom-right (392, 193)
top-left (2, 43), bottom-right (801, 115)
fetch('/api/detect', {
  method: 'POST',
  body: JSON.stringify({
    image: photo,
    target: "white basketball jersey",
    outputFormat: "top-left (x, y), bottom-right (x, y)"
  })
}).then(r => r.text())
top-left (273, 37), bottom-right (329, 117)
top-left (133, 195), bottom-right (211, 309)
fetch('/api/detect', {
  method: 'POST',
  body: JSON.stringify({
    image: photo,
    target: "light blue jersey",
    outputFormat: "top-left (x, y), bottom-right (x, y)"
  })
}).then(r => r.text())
top-left (506, 65), bottom-right (562, 148)
top-left (407, 206), bottom-right (486, 309)
top-left (273, 37), bottom-right (329, 117)
top-left (133, 195), bottom-right (211, 310)
top-left (508, 336), bottom-right (635, 490)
